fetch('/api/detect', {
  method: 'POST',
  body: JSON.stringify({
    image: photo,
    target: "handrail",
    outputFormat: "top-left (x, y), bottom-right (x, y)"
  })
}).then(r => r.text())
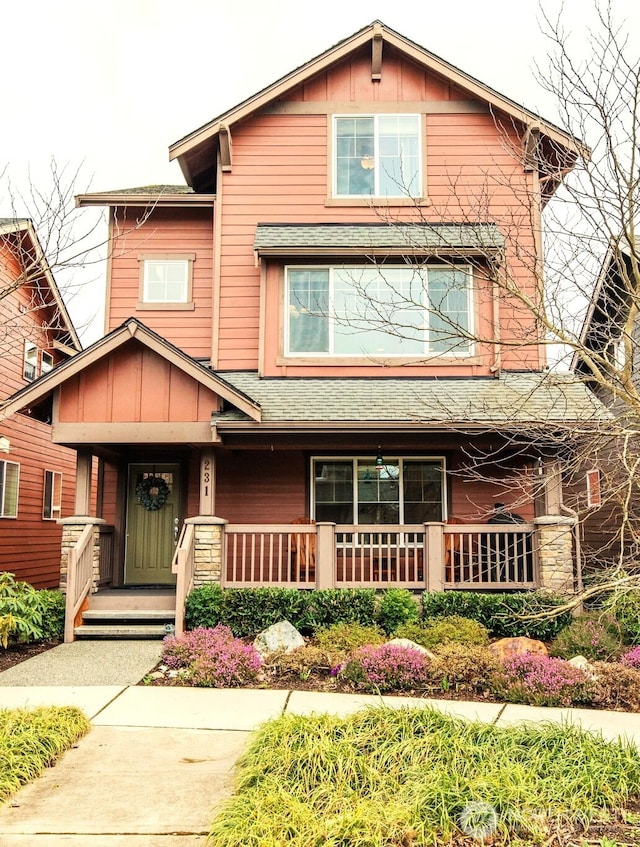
top-left (174, 523), bottom-right (195, 637)
top-left (64, 524), bottom-right (95, 643)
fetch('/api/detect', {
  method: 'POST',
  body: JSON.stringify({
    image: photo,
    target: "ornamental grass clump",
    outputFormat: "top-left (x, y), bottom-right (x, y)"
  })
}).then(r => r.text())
top-left (490, 653), bottom-right (592, 707)
top-left (161, 625), bottom-right (262, 688)
top-left (313, 622), bottom-right (385, 658)
top-left (342, 643), bottom-right (431, 692)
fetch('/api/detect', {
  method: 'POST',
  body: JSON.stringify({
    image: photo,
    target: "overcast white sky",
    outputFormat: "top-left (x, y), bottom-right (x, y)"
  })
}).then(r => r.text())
top-left (1, 0), bottom-right (637, 342)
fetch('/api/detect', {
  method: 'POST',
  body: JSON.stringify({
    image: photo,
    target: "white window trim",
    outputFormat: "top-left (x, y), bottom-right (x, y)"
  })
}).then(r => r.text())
top-left (138, 253), bottom-right (196, 309)
top-left (0, 460), bottom-right (20, 519)
top-left (310, 456), bottom-right (447, 524)
top-left (332, 113), bottom-right (423, 199)
top-left (43, 469), bottom-right (63, 520)
top-left (285, 264), bottom-right (474, 358)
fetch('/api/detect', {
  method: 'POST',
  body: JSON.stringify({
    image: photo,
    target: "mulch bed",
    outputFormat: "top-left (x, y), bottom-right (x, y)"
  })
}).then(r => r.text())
top-left (0, 640), bottom-right (61, 673)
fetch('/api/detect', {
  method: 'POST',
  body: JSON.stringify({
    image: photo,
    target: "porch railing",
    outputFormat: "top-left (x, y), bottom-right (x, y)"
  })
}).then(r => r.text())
top-left (64, 524), bottom-right (95, 643)
top-left (173, 522), bottom-right (195, 636)
top-left (223, 522), bottom-right (538, 590)
top-left (224, 524), bottom-right (317, 587)
top-left (97, 525), bottom-right (115, 585)
top-left (444, 524), bottom-right (537, 589)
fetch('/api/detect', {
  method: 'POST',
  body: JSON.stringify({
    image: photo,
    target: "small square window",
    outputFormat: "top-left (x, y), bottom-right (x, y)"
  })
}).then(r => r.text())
top-left (24, 341), bottom-right (38, 381)
top-left (139, 254), bottom-right (195, 307)
top-left (0, 460), bottom-right (19, 518)
top-left (43, 470), bottom-right (62, 520)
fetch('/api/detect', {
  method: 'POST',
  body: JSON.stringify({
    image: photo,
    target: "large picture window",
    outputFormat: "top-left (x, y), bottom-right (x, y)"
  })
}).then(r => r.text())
top-left (0, 460), bottom-right (19, 518)
top-left (313, 458), bottom-right (445, 525)
top-left (286, 265), bottom-right (472, 357)
top-left (334, 115), bottom-right (422, 198)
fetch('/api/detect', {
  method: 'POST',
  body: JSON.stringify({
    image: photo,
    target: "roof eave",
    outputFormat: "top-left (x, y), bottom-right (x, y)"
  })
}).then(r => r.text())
top-left (75, 193), bottom-right (216, 208)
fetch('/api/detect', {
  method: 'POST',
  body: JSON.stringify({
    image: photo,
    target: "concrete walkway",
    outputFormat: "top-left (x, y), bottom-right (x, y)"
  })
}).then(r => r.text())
top-left (1, 642), bottom-right (640, 845)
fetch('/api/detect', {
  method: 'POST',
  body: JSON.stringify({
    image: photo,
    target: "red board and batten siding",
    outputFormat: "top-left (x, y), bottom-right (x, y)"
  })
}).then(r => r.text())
top-left (0, 243), bottom-right (79, 588)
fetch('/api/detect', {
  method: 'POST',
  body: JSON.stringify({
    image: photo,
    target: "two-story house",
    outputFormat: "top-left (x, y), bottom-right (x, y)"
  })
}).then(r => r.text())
top-left (0, 218), bottom-right (81, 587)
top-left (0, 22), bottom-right (610, 639)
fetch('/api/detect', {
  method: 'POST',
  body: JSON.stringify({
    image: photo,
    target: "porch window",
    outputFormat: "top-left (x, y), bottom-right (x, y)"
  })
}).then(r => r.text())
top-left (43, 470), bottom-right (62, 520)
top-left (313, 458), bottom-right (445, 524)
top-left (0, 460), bottom-right (19, 518)
top-left (139, 254), bottom-right (195, 308)
top-left (41, 351), bottom-right (54, 374)
top-left (23, 341), bottom-right (38, 381)
top-left (333, 115), bottom-right (421, 198)
top-left (286, 265), bottom-right (473, 357)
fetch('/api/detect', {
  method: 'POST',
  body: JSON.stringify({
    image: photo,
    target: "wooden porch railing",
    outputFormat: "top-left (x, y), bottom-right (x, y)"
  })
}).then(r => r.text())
top-left (444, 524), bottom-right (537, 589)
top-left (172, 523), bottom-right (195, 636)
top-left (222, 522), bottom-right (538, 590)
top-left (97, 525), bottom-right (115, 585)
top-left (224, 524), bottom-right (317, 587)
top-left (64, 524), bottom-right (95, 643)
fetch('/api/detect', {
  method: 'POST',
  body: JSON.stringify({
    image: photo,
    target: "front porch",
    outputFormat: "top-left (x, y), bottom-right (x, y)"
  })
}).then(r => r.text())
top-left (59, 511), bottom-right (576, 640)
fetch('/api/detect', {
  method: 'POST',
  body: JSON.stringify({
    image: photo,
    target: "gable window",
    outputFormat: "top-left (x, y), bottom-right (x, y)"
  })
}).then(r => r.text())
top-left (43, 470), bottom-right (62, 520)
top-left (333, 115), bottom-right (421, 198)
top-left (0, 461), bottom-right (19, 518)
top-left (138, 254), bottom-right (195, 309)
top-left (286, 265), bottom-right (472, 357)
top-left (313, 458), bottom-right (445, 524)
top-left (23, 341), bottom-right (38, 381)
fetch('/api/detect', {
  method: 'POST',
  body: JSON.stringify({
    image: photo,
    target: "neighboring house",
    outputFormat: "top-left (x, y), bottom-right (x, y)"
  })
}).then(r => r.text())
top-left (0, 218), bottom-right (81, 587)
top-left (572, 240), bottom-right (640, 568)
top-left (0, 22), bottom-right (610, 639)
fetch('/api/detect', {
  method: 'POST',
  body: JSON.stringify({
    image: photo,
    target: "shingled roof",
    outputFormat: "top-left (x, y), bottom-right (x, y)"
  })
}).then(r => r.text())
top-left (214, 370), bottom-right (611, 430)
top-left (254, 223), bottom-right (504, 256)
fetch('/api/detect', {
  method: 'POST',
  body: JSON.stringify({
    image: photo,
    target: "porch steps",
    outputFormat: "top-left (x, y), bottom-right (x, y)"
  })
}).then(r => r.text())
top-left (74, 588), bottom-right (176, 639)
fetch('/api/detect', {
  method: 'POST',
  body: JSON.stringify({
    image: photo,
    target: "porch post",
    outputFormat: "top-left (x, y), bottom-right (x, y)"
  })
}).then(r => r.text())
top-left (74, 450), bottom-right (93, 515)
top-left (315, 522), bottom-right (335, 589)
top-left (187, 516), bottom-right (227, 586)
top-left (199, 449), bottom-right (216, 516)
top-left (534, 515), bottom-right (577, 595)
top-left (543, 461), bottom-right (563, 515)
top-left (425, 522), bottom-right (444, 592)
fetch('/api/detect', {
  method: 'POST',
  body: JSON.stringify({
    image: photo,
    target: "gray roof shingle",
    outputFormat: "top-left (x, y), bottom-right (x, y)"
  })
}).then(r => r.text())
top-left (254, 223), bottom-right (504, 254)
top-left (215, 371), bottom-right (611, 427)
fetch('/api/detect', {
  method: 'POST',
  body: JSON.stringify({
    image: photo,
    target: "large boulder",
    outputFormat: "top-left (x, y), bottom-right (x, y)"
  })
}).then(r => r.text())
top-left (253, 620), bottom-right (305, 656)
top-left (489, 636), bottom-right (548, 662)
top-left (386, 638), bottom-right (436, 659)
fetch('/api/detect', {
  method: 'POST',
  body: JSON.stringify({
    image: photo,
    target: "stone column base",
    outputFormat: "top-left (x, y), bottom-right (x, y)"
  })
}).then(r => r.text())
top-left (534, 515), bottom-right (577, 595)
top-left (184, 516), bottom-right (227, 586)
top-left (58, 517), bottom-right (106, 593)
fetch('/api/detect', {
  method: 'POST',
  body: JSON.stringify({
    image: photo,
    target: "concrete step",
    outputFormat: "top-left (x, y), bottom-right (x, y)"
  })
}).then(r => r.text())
top-left (74, 623), bottom-right (171, 639)
top-left (82, 609), bottom-right (175, 622)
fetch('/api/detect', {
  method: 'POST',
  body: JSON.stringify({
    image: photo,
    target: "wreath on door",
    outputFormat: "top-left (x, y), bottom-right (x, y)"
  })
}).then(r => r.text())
top-left (136, 475), bottom-right (171, 511)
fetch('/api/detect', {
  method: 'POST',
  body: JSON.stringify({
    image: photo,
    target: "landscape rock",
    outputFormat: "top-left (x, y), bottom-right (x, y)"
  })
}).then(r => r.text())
top-left (253, 620), bottom-right (305, 656)
top-left (386, 638), bottom-right (436, 659)
top-left (489, 637), bottom-right (548, 661)
top-left (568, 655), bottom-right (597, 677)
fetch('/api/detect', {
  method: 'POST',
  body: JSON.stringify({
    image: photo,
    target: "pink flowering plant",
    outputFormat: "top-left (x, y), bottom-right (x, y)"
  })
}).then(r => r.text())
top-left (342, 643), bottom-right (431, 693)
top-left (490, 653), bottom-right (592, 707)
top-left (621, 645), bottom-right (640, 670)
top-left (161, 625), bottom-right (262, 688)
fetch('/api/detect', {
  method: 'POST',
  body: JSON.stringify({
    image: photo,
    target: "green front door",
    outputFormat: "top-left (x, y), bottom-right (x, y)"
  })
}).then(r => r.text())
top-left (125, 464), bottom-right (181, 585)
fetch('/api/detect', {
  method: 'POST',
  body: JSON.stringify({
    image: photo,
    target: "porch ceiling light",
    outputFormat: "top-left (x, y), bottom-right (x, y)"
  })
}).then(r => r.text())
top-left (375, 447), bottom-right (384, 470)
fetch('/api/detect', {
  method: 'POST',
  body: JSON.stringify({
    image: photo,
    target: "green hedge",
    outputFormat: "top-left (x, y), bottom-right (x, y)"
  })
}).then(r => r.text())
top-left (184, 585), bottom-right (573, 641)
top-left (420, 591), bottom-right (572, 641)
top-left (185, 586), bottom-right (376, 637)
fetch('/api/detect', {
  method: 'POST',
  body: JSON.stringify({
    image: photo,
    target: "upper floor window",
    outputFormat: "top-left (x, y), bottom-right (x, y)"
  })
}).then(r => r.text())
top-left (139, 254), bottom-right (195, 309)
top-left (41, 351), bottom-right (54, 375)
top-left (43, 470), bottom-right (62, 520)
top-left (0, 460), bottom-right (19, 518)
top-left (286, 265), bottom-right (473, 357)
top-left (333, 115), bottom-right (421, 198)
top-left (24, 341), bottom-right (38, 381)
